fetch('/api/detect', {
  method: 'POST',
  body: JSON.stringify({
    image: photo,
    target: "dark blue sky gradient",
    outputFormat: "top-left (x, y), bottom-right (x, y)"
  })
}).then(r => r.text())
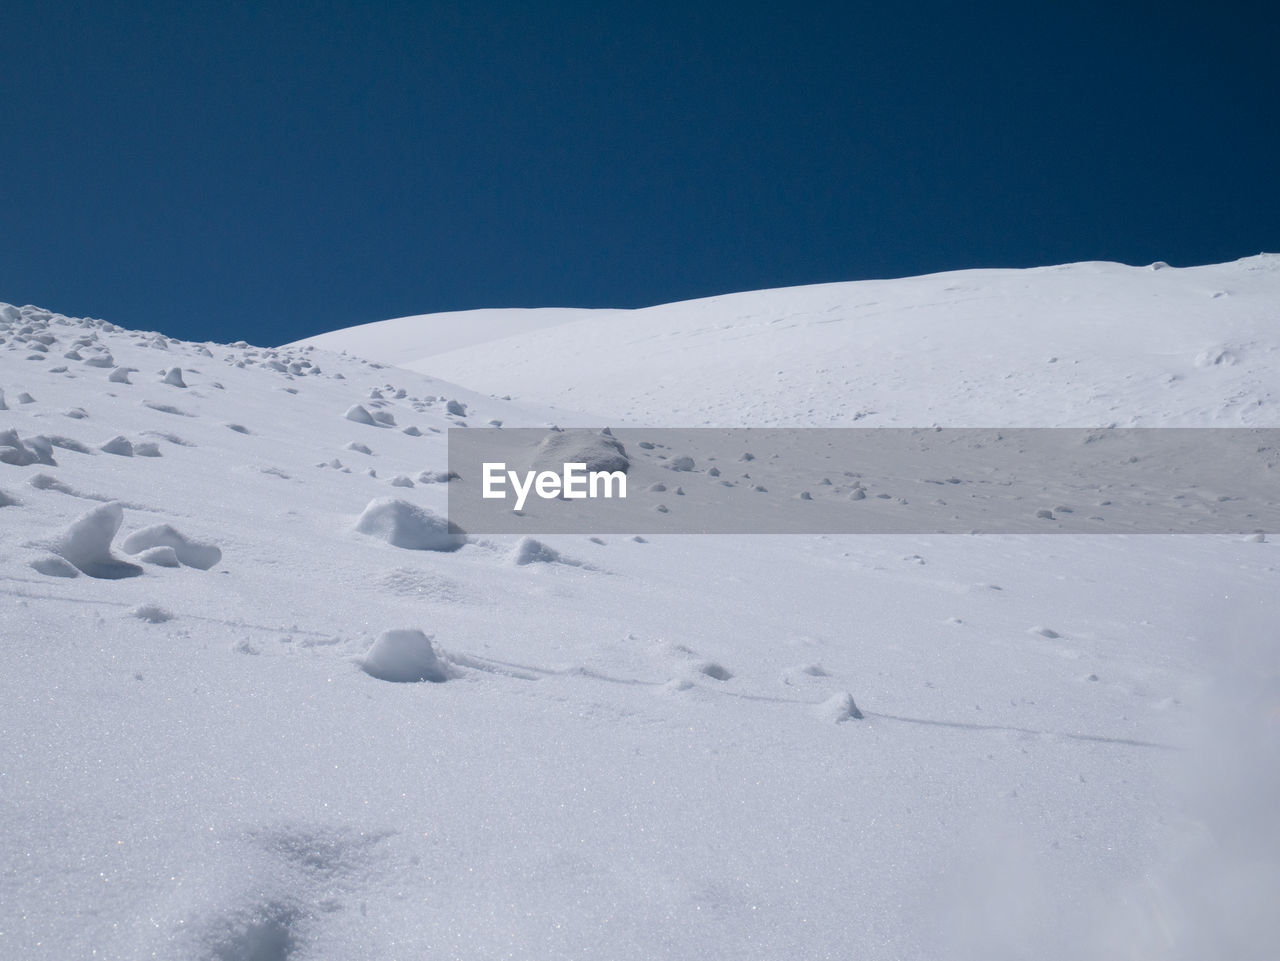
top-left (2, 1), bottom-right (1275, 346)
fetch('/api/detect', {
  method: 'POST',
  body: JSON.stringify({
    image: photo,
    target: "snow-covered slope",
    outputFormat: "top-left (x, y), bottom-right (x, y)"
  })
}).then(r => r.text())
top-left (3, 261), bottom-right (1279, 961)
top-left (296, 306), bottom-right (615, 369)
top-left (295, 256), bottom-right (1280, 427)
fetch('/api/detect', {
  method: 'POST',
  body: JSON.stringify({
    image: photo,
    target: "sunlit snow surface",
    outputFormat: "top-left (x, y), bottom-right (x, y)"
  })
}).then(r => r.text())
top-left (3, 258), bottom-right (1279, 960)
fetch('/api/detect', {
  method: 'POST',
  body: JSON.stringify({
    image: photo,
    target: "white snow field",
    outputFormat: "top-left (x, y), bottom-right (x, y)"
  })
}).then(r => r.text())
top-left (3, 257), bottom-right (1278, 960)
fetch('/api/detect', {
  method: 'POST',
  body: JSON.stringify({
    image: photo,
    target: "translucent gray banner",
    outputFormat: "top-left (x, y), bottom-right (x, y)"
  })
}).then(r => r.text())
top-left (447, 428), bottom-right (1280, 534)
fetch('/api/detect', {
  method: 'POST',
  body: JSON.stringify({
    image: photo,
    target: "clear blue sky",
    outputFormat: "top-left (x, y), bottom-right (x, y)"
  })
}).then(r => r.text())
top-left (3, 1), bottom-right (1275, 346)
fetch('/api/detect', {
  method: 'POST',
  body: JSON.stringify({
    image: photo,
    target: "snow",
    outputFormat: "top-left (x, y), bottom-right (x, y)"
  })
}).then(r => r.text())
top-left (359, 628), bottom-right (452, 683)
top-left (3, 255), bottom-right (1279, 960)
top-left (121, 523), bottom-right (223, 570)
top-left (532, 426), bottom-right (631, 474)
top-left (813, 691), bottom-right (864, 722)
top-left (354, 497), bottom-right (466, 552)
top-left (46, 501), bottom-right (144, 579)
top-left (296, 257), bottom-right (1280, 429)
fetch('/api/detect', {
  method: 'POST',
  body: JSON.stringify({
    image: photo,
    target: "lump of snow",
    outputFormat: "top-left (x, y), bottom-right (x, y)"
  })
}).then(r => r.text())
top-left (136, 545), bottom-right (181, 567)
top-left (1195, 346), bottom-right (1238, 368)
top-left (402, 425), bottom-right (422, 436)
top-left (122, 524), bottom-right (222, 570)
top-left (28, 473), bottom-right (71, 493)
top-left (509, 536), bottom-right (589, 568)
top-left (670, 455), bottom-right (695, 472)
top-left (361, 629), bottom-right (450, 683)
top-left (83, 353), bottom-right (114, 368)
top-left (417, 470), bottom-right (458, 484)
top-left (47, 435), bottom-right (92, 454)
top-left (25, 435), bottom-right (55, 464)
top-left (162, 367), bottom-right (187, 387)
top-left (131, 604), bottom-right (173, 623)
top-left (511, 536), bottom-right (561, 565)
top-left (1030, 626), bottom-right (1061, 638)
top-left (815, 692), bottom-right (864, 723)
top-left (533, 428), bottom-right (629, 475)
top-left (389, 475), bottom-right (415, 488)
top-left (345, 404), bottom-right (376, 425)
top-left (0, 428), bottom-right (56, 466)
top-left (100, 435), bottom-right (134, 457)
top-left (354, 498), bottom-right (465, 552)
top-left (51, 502), bottom-right (143, 579)
top-left (31, 555), bottom-right (79, 578)
top-left (344, 441), bottom-right (373, 455)
top-left (445, 399), bottom-right (467, 416)
top-left (371, 410), bottom-right (397, 427)
top-left (17, 392), bottom-right (35, 404)
top-left (0, 487), bottom-right (19, 508)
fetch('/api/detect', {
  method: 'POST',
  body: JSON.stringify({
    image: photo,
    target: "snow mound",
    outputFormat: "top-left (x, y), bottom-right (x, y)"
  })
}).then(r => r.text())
top-left (136, 545), bottom-right (181, 567)
top-left (354, 498), bottom-right (466, 551)
top-left (0, 428), bottom-right (55, 466)
top-left (533, 427), bottom-right (629, 474)
top-left (509, 536), bottom-right (590, 568)
top-left (99, 435), bottom-right (134, 456)
top-left (344, 404), bottom-right (376, 425)
top-left (814, 692), bottom-right (864, 722)
top-left (361, 628), bottom-right (451, 682)
top-left (131, 604), bottom-right (173, 623)
top-left (30, 555), bottom-right (78, 577)
top-left (122, 524), bottom-right (222, 570)
top-left (50, 502), bottom-right (143, 579)
top-left (0, 487), bottom-right (18, 508)
top-left (511, 536), bottom-right (558, 565)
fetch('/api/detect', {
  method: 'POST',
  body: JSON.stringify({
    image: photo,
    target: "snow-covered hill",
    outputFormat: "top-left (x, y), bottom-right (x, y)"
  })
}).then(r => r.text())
top-left (294, 256), bottom-right (1280, 428)
top-left (3, 259), bottom-right (1278, 960)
